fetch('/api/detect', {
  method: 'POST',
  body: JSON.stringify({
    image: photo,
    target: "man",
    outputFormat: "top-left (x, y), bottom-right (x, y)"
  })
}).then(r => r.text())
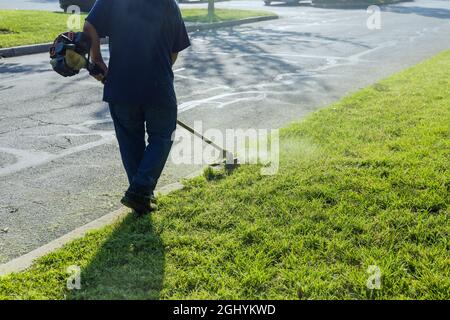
top-left (84, 0), bottom-right (191, 215)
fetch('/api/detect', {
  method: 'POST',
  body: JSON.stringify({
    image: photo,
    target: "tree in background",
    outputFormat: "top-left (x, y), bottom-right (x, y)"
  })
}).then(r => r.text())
top-left (208, 0), bottom-right (215, 22)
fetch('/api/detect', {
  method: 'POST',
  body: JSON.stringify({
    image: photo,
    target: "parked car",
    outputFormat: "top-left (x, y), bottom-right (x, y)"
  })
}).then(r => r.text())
top-left (264, 0), bottom-right (301, 5)
top-left (59, 0), bottom-right (96, 12)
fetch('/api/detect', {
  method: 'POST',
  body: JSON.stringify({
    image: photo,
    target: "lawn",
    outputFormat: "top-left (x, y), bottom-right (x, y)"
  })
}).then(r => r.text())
top-left (0, 9), bottom-right (275, 48)
top-left (1, 51), bottom-right (449, 300)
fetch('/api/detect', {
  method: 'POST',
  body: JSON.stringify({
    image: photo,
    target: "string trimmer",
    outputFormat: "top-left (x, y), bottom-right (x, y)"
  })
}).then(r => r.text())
top-left (49, 31), bottom-right (238, 169)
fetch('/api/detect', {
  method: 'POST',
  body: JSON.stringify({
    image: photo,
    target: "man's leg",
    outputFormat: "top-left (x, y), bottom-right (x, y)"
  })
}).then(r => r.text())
top-left (128, 101), bottom-right (177, 198)
top-left (109, 103), bottom-right (146, 184)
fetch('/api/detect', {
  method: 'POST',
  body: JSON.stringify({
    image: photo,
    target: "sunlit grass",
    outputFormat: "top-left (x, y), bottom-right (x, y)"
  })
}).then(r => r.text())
top-left (181, 8), bottom-right (274, 23)
top-left (1, 51), bottom-right (449, 300)
top-left (0, 9), bottom-right (275, 48)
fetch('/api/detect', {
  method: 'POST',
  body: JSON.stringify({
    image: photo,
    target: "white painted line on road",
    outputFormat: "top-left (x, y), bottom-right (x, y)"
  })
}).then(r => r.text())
top-left (0, 118), bottom-right (116, 177)
top-left (178, 90), bottom-right (293, 114)
top-left (175, 74), bottom-right (231, 88)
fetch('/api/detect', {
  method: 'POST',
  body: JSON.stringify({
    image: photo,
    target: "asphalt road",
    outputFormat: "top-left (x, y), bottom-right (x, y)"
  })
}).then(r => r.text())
top-left (0, 0), bottom-right (273, 11)
top-left (1, 0), bottom-right (450, 263)
top-left (0, 0), bottom-right (219, 11)
top-left (0, 0), bottom-right (61, 11)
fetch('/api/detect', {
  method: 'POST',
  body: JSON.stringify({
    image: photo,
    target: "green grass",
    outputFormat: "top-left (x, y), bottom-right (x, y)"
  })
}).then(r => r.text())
top-left (0, 9), bottom-right (275, 48)
top-left (1, 52), bottom-right (450, 300)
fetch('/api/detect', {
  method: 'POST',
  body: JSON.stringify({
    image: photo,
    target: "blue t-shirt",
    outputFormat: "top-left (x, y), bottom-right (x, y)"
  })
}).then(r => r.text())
top-left (86, 0), bottom-right (191, 105)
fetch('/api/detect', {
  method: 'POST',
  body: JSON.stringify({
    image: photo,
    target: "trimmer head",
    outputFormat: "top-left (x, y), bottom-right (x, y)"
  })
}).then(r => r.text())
top-left (223, 151), bottom-right (240, 171)
top-left (224, 156), bottom-right (240, 172)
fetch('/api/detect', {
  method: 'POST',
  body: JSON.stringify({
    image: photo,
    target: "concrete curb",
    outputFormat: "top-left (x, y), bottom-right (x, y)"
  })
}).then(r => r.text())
top-left (0, 207), bottom-right (128, 276)
top-left (0, 38), bottom-right (109, 59)
top-left (0, 167), bottom-right (205, 276)
top-left (0, 15), bottom-right (278, 59)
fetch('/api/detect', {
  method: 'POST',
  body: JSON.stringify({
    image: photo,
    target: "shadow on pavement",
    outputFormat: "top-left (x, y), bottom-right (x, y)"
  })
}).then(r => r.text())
top-left (67, 214), bottom-right (166, 300)
top-left (0, 84), bottom-right (13, 92)
top-left (184, 27), bottom-right (301, 87)
top-left (0, 62), bottom-right (49, 75)
top-left (183, 25), bottom-right (370, 88)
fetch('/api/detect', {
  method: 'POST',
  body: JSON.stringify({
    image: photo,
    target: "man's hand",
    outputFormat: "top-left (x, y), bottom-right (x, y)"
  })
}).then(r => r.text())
top-left (84, 21), bottom-right (107, 82)
top-left (92, 59), bottom-right (108, 82)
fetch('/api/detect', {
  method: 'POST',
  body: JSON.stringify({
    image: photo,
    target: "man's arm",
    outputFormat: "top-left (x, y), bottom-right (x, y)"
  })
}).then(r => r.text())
top-left (83, 21), bottom-right (108, 81)
top-left (171, 52), bottom-right (178, 66)
top-left (170, 1), bottom-right (190, 67)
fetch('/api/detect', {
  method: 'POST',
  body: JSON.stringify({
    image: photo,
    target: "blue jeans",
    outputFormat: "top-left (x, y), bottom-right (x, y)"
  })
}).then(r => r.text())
top-left (109, 101), bottom-right (177, 197)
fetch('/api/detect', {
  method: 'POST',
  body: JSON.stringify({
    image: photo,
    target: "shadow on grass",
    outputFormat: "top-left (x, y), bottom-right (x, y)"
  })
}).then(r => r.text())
top-left (68, 214), bottom-right (165, 300)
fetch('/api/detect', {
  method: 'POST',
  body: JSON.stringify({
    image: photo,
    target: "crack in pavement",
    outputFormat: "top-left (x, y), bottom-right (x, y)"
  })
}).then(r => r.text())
top-left (0, 118), bottom-right (116, 177)
top-left (0, 101), bottom-right (105, 135)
